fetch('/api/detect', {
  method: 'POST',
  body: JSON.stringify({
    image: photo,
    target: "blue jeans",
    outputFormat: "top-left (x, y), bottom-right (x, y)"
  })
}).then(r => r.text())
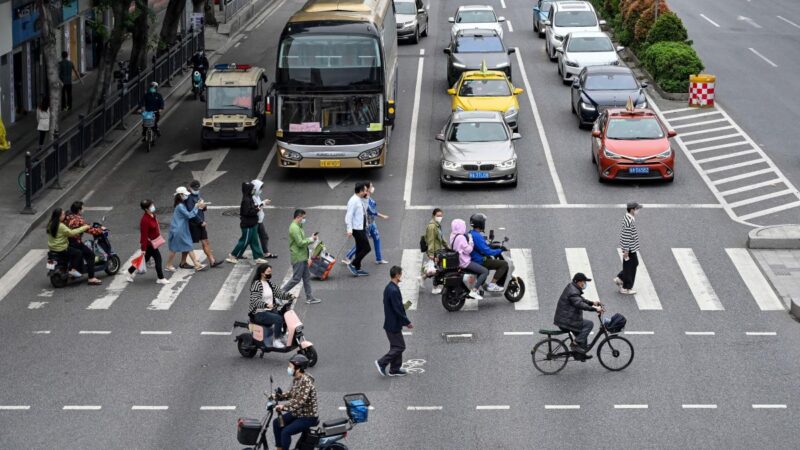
top-left (252, 310), bottom-right (283, 340)
top-left (347, 222), bottom-right (382, 262)
top-left (273, 412), bottom-right (318, 449)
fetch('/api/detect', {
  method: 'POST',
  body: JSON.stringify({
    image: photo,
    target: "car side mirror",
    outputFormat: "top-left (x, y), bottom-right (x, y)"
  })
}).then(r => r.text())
top-left (591, 130), bottom-right (602, 138)
top-left (507, 48), bottom-right (516, 55)
top-left (533, 7), bottom-right (540, 12)
top-left (572, 80), bottom-right (580, 88)
top-left (447, 88), bottom-right (456, 95)
top-left (511, 133), bottom-right (522, 141)
top-left (640, 82), bottom-right (649, 88)
top-left (513, 88), bottom-right (523, 95)
top-left (543, 19), bottom-right (551, 26)
top-left (599, 19), bottom-right (607, 26)
top-left (435, 133), bottom-right (446, 142)
top-left (448, 17), bottom-right (455, 23)
top-left (443, 48), bottom-right (451, 55)
top-left (667, 130), bottom-right (677, 138)
top-left (555, 47), bottom-right (564, 54)
top-left (616, 46), bottom-right (625, 52)
top-left (498, 16), bottom-right (506, 22)
top-left (418, 8), bottom-right (425, 13)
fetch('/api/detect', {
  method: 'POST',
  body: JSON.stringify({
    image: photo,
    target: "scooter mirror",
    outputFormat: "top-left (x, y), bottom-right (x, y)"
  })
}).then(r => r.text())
top-left (489, 229), bottom-right (495, 241)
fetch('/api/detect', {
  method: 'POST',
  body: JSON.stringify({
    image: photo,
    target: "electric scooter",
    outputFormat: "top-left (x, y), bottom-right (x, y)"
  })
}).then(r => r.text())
top-left (190, 70), bottom-right (205, 101)
top-left (46, 223), bottom-right (121, 288)
top-left (234, 300), bottom-right (318, 367)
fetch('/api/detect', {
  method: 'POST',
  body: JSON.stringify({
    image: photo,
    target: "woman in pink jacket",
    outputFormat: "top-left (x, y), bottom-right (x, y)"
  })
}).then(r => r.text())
top-left (449, 218), bottom-right (487, 300)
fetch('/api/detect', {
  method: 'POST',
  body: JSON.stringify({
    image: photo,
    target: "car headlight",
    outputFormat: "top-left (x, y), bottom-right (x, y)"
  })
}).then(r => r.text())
top-left (455, 106), bottom-right (465, 112)
top-left (442, 160), bottom-right (460, 170)
top-left (497, 158), bottom-right (516, 169)
top-left (358, 145), bottom-right (383, 161)
top-left (564, 59), bottom-right (579, 68)
top-left (495, 62), bottom-right (510, 69)
top-left (554, 34), bottom-right (564, 41)
top-left (580, 102), bottom-right (596, 111)
top-left (603, 148), bottom-right (623, 159)
top-left (637, 99), bottom-right (647, 108)
top-left (452, 62), bottom-right (466, 69)
top-left (654, 148), bottom-right (672, 159)
top-left (504, 106), bottom-right (517, 117)
top-left (280, 148), bottom-right (303, 161)
top-left (403, 20), bottom-right (417, 29)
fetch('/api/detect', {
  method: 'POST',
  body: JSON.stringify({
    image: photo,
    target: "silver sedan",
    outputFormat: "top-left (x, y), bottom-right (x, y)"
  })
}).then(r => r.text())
top-left (436, 111), bottom-right (519, 187)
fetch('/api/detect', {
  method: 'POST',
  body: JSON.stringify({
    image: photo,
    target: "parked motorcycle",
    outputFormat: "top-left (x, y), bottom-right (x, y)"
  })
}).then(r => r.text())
top-left (438, 230), bottom-right (525, 312)
top-left (46, 223), bottom-right (121, 288)
top-left (234, 300), bottom-right (318, 367)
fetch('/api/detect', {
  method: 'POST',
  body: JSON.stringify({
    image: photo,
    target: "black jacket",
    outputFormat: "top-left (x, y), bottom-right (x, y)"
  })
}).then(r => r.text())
top-left (383, 281), bottom-right (410, 333)
top-left (553, 282), bottom-right (595, 332)
top-left (143, 91), bottom-right (164, 112)
top-left (239, 182), bottom-right (259, 228)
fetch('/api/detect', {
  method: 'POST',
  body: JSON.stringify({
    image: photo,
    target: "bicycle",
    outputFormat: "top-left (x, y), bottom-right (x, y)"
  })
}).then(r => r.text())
top-left (531, 309), bottom-right (634, 374)
top-left (141, 110), bottom-right (157, 152)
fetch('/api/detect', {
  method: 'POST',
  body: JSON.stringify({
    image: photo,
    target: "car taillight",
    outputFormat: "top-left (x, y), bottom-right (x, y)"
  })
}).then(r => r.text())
top-left (265, 97), bottom-right (272, 115)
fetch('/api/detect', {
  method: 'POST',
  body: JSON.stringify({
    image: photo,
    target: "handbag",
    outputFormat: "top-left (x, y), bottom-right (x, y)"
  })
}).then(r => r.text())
top-left (150, 235), bottom-right (166, 249)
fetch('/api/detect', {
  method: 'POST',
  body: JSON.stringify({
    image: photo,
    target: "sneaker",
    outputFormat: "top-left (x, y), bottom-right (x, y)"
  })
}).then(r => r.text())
top-left (486, 283), bottom-right (504, 292)
top-left (156, 278), bottom-right (170, 285)
top-left (374, 360), bottom-right (387, 377)
top-left (341, 258), bottom-right (351, 265)
top-left (272, 339), bottom-right (286, 349)
top-left (68, 270), bottom-right (82, 278)
top-left (347, 264), bottom-right (358, 276)
top-left (305, 298), bottom-right (322, 305)
top-left (613, 277), bottom-right (623, 287)
top-left (388, 368), bottom-right (408, 377)
top-left (376, 260), bottom-right (389, 265)
top-left (468, 289), bottom-right (483, 300)
top-left (126, 275), bottom-right (134, 283)
top-left (254, 258), bottom-right (268, 264)
top-left (620, 288), bottom-right (637, 295)
top-left (432, 286), bottom-right (443, 295)
top-left (576, 353), bottom-right (593, 362)
top-left (356, 269), bottom-right (369, 277)
top-left (225, 255), bottom-right (239, 264)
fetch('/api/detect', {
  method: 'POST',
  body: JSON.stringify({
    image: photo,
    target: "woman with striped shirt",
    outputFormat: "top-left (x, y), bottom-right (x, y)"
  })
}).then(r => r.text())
top-left (249, 263), bottom-right (294, 348)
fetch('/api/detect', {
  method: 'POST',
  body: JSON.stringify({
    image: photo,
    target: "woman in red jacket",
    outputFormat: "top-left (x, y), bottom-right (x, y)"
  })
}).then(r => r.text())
top-left (126, 199), bottom-right (169, 284)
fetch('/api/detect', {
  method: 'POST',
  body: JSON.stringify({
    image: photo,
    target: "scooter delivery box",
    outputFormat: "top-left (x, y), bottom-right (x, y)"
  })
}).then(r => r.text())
top-left (237, 417), bottom-right (262, 445)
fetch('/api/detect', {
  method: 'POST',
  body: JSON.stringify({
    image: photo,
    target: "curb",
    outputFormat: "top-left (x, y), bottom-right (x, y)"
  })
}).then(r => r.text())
top-left (747, 225), bottom-right (800, 250)
top-left (218, 1), bottom-right (257, 35)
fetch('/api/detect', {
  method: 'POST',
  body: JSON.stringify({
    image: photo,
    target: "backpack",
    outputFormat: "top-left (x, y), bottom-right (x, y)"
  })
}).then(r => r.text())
top-left (419, 235), bottom-right (428, 253)
top-left (604, 313), bottom-right (627, 333)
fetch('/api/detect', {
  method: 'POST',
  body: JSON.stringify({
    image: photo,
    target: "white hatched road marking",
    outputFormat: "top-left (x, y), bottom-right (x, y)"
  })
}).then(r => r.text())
top-left (201, 406), bottom-right (237, 411)
top-left (403, 49), bottom-right (425, 207)
top-left (696, 149), bottom-right (758, 163)
top-left (682, 404), bottom-right (717, 409)
top-left (0, 405), bottom-right (30, 410)
top-left (545, 405), bottom-right (580, 410)
top-left (565, 248), bottom-right (600, 302)
top-left (148, 251), bottom-right (207, 310)
top-left (672, 249), bottom-right (723, 310)
top-left (614, 404), bottom-right (648, 409)
top-left (280, 267), bottom-right (303, 299)
top-left (476, 405), bottom-right (510, 410)
top-left (728, 189), bottom-right (795, 208)
top-left (665, 110), bottom-right (720, 120)
top-left (705, 159), bottom-right (764, 174)
top-left (699, 14), bottom-right (720, 27)
top-left (752, 404), bottom-right (786, 409)
top-left (399, 250), bottom-right (423, 311)
top-left (87, 253), bottom-right (139, 309)
top-left (777, 15), bottom-right (800, 29)
top-left (738, 201), bottom-right (800, 222)
top-left (661, 106), bottom-right (697, 115)
top-left (0, 249), bottom-right (47, 304)
top-left (725, 249), bottom-right (785, 310)
top-left (682, 133), bottom-right (741, 145)
top-left (671, 118), bottom-right (727, 129)
top-left (617, 250), bottom-right (661, 310)
top-left (679, 125), bottom-right (735, 137)
top-left (689, 141), bottom-right (749, 154)
top-left (63, 405), bottom-right (102, 410)
top-left (712, 168), bottom-right (774, 186)
top-left (718, 178), bottom-right (783, 196)
top-left (209, 263), bottom-right (254, 310)
top-left (510, 248), bottom-right (537, 310)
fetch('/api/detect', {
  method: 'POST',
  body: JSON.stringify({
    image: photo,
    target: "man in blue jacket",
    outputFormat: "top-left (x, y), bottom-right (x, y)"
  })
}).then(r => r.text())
top-left (375, 266), bottom-right (412, 377)
top-left (469, 213), bottom-right (508, 292)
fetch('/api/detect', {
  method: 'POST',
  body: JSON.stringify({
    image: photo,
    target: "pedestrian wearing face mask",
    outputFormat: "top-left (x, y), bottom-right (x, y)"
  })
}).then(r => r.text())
top-left (281, 209), bottom-right (322, 305)
top-left (614, 202), bottom-right (642, 295)
top-left (343, 181), bottom-right (388, 265)
top-left (165, 186), bottom-right (206, 272)
top-left (251, 179), bottom-right (278, 259)
top-left (344, 181), bottom-right (371, 276)
top-left (226, 181), bottom-right (269, 264)
top-left (423, 208), bottom-right (447, 294)
top-left (375, 265), bottom-right (412, 377)
top-left (126, 199), bottom-right (169, 284)
top-left (272, 354), bottom-right (319, 450)
top-left (182, 180), bottom-right (223, 268)
top-left (249, 263), bottom-right (294, 348)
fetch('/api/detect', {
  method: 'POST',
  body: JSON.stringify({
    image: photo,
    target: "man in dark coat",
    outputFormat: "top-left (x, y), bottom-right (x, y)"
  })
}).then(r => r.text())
top-left (554, 273), bottom-right (602, 358)
top-left (375, 266), bottom-right (412, 377)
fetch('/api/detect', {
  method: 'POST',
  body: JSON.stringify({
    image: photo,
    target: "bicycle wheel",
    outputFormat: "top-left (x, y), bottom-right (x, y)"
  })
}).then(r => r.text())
top-left (597, 335), bottom-right (634, 371)
top-left (531, 338), bottom-right (569, 375)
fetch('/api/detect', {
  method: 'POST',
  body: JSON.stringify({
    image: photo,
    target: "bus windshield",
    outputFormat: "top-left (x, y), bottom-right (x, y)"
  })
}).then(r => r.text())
top-left (278, 34), bottom-right (382, 87)
top-left (280, 94), bottom-right (383, 134)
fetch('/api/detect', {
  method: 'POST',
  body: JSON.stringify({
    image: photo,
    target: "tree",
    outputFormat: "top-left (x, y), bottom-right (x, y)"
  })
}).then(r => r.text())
top-left (34, 0), bottom-right (63, 137)
top-left (158, 0), bottom-right (187, 51)
top-left (203, 0), bottom-right (218, 27)
top-left (85, 0), bottom-right (133, 112)
top-left (128, 0), bottom-right (151, 76)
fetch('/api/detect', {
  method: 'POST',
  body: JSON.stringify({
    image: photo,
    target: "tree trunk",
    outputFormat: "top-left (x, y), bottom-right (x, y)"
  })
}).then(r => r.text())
top-left (128, 0), bottom-right (150, 76)
top-left (85, 1), bottom-right (130, 112)
top-left (34, 0), bottom-right (61, 137)
top-left (158, 0), bottom-right (187, 50)
top-left (204, 0), bottom-right (218, 27)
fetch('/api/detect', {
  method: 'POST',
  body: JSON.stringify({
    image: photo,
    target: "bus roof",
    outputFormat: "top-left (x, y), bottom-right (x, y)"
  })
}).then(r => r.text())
top-left (288, 0), bottom-right (392, 26)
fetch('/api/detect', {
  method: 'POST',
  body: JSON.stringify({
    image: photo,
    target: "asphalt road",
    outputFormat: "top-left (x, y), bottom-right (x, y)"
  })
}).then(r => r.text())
top-left (0, 0), bottom-right (798, 448)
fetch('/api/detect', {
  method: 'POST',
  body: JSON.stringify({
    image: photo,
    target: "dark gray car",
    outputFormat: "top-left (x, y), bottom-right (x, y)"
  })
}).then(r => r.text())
top-left (443, 29), bottom-right (515, 86)
top-left (571, 65), bottom-right (647, 129)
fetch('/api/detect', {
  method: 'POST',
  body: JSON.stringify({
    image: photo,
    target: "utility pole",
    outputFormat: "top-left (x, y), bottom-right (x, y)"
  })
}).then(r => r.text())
top-left (655, 0), bottom-right (659, 21)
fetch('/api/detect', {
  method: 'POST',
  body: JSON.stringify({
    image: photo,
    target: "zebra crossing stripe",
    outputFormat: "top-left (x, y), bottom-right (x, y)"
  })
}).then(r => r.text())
top-left (725, 249), bottom-right (785, 311)
top-left (399, 249), bottom-right (422, 311)
top-left (672, 248), bottom-right (723, 311)
top-left (0, 249), bottom-right (48, 304)
top-left (148, 251), bottom-right (207, 310)
top-left (510, 248), bottom-right (537, 310)
top-left (616, 250), bottom-right (662, 310)
top-left (565, 248), bottom-right (601, 302)
top-left (87, 253), bottom-right (138, 310)
top-left (209, 263), bottom-right (254, 311)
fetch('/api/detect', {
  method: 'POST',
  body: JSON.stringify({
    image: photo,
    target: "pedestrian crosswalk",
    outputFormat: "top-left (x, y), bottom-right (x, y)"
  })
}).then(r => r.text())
top-left (0, 246), bottom-right (787, 314)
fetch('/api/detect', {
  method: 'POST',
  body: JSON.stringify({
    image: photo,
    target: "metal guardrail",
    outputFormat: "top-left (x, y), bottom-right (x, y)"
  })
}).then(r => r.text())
top-left (224, 0), bottom-right (249, 23)
top-left (21, 29), bottom-right (205, 214)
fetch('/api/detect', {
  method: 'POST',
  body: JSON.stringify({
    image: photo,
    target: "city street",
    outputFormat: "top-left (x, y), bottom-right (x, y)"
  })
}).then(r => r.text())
top-left (0, 0), bottom-right (798, 448)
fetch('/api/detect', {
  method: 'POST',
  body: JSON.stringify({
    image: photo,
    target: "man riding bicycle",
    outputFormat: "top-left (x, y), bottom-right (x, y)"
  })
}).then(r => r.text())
top-left (553, 273), bottom-right (602, 360)
top-left (142, 81), bottom-right (164, 137)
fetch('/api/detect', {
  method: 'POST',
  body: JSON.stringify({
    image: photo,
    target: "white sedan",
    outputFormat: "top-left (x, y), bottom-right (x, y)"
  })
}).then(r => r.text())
top-left (449, 5), bottom-right (505, 39)
top-left (556, 31), bottom-right (623, 84)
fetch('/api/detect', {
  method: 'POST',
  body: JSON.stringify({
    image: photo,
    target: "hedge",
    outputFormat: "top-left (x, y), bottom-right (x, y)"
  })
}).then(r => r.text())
top-left (645, 11), bottom-right (690, 47)
top-left (640, 42), bottom-right (704, 93)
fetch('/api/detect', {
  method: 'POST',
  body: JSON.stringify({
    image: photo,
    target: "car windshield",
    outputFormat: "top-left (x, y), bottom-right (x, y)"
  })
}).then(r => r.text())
top-left (585, 73), bottom-right (638, 90)
top-left (394, 2), bottom-right (417, 14)
top-left (606, 118), bottom-right (664, 140)
top-left (207, 86), bottom-right (253, 115)
top-left (456, 10), bottom-right (496, 23)
top-left (448, 121), bottom-right (508, 142)
top-left (568, 36), bottom-right (613, 52)
top-left (454, 36), bottom-right (504, 53)
top-left (554, 10), bottom-right (597, 27)
top-left (459, 79), bottom-right (511, 96)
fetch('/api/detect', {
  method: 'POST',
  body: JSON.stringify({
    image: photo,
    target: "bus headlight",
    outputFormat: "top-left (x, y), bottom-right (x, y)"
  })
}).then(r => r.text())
top-left (280, 148), bottom-right (303, 161)
top-left (358, 146), bottom-right (383, 161)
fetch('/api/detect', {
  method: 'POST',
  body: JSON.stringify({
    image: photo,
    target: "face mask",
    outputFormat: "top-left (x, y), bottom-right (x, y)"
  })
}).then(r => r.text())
top-left (180, 194), bottom-right (187, 201)
top-left (287, 366), bottom-right (295, 377)
top-left (264, 273), bottom-right (272, 280)
top-left (148, 205), bottom-right (156, 213)
top-left (583, 282), bottom-right (590, 289)
top-left (300, 218), bottom-right (306, 225)
top-left (149, 88), bottom-right (156, 93)
top-left (192, 189), bottom-right (199, 195)
top-left (435, 216), bottom-right (443, 223)
top-left (369, 186), bottom-right (375, 194)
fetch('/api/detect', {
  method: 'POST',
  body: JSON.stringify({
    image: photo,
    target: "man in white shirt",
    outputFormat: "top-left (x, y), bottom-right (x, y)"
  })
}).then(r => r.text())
top-left (345, 181), bottom-right (371, 276)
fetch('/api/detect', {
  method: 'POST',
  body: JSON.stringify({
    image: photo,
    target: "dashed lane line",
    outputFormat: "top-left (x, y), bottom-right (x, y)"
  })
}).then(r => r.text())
top-left (777, 15), bottom-right (800, 29)
top-left (614, 404), bottom-right (648, 409)
top-left (682, 404), bottom-right (717, 409)
top-left (131, 406), bottom-right (169, 411)
top-left (748, 48), bottom-right (778, 67)
top-left (140, 331), bottom-right (172, 335)
top-left (63, 405), bottom-right (102, 411)
top-left (699, 13), bottom-right (721, 27)
top-left (0, 406), bottom-right (30, 410)
top-left (685, 331), bottom-right (715, 336)
top-left (506, 20), bottom-right (513, 32)
top-left (201, 331), bottom-right (232, 336)
top-left (79, 330), bottom-right (111, 335)
top-left (407, 406), bottom-right (443, 411)
top-left (504, 331), bottom-right (534, 336)
top-left (476, 405), bottom-right (511, 410)
top-left (752, 404), bottom-right (786, 409)
top-left (201, 406), bottom-right (237, 411)
top-left (545, 405), bottom-right (580, 410)
top-left (745, 332), bottom-right (777, 336)
top-left (33, 330), bottom-right (51, 334)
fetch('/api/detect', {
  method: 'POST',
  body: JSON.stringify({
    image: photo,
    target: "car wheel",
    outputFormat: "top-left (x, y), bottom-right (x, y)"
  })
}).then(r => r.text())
top-left (576, 111), bottom-right (585, 129)
top-left (666, 174), bottom-right (675, 183)
top-left (548, 43), bottom-right (557, 61)
top-left (538, 29), bottom-right (545, 38)
top-left (557, 61), bottom-right (562, 76)
top-left (411, 27), bottom-right (419, 44)
top-left (533, 20), bottom-right (538, 33)
top-left (591, 149), bottom-right (597, 164)
top-left (421, 22), bottom-right (428, 37)
top-left (571, 100), bottom-right (576, 114)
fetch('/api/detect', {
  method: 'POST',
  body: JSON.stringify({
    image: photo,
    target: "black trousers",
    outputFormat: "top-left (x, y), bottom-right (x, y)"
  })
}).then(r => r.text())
top-left (69, 240), bottom-right (95, 278)
top-left (378, 331), bottom-right (405, 372)
top-left (38, 130), bottom-right (47, 146)
top-left (128, 245), bottom-right (164, 279)
top-left (617, 251), bottom-right (639, 289)
top-left (483, 258), bottom-right (509, 285)
top-left (351, 229), bottom-right (371, 270)
top-left (61, 84), bottom-right (73, 110)
top-left (257, 222), bottom-right (269, 254)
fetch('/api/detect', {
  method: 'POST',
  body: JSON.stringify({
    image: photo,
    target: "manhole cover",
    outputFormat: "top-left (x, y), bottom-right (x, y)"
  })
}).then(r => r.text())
top-left (441, 332), bottom-right (475, 343)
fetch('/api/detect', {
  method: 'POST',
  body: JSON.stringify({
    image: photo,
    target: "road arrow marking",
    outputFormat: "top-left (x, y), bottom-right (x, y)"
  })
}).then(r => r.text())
top-left (325, 173), bottom-right (349, 189)
top-left (737, 16), bottom-right (762, 28)
top-left (167, 148), bottom-right (230, 186)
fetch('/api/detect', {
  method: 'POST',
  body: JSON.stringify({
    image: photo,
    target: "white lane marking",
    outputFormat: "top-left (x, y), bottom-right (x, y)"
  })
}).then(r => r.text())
top-left (510, 248), bottom-right (537, 310)
top-left (407, 406), bottom-right (443, 411)
top-left (679, 125), bottom-right (735, 137)
top-left (752, 404), bottom-right (786, 409)
top-left (624, 331), bottom-right (654, 335)
top-left (748, 48), bottom-right (778, 67)
top-left (447, 333), bottom-right (474, 338)
top-left (565, 248), bottom-right (600, 302)
top-left (403, 49), bottom-right (425, 208)
top-left (206, 205), bottom-right (348, 211)
top-left (245, 0), bottom-right (287, 32)
top-left (777, 15), bottom-right (800, 29)
top-left (402, 331), bottom-right (413, 336)
top-left (738, 200), bottom-right (800, 221)
top-left (504, 331), bottom-right (534, 336)
top-left (663, 108), bottom-right (715, 117)
top-left (711, 168), bottom-right (774, 186)
top-left (728, 189), bottom-right (795, 208)
top-left (79, 330), bottom-right (111, 335)
top-left (718, 178), bottom-right (782, 196)
top-left (685, 331), bottom-right (715, 336)
top-left (148, 251), bottom-right (206, 310)
top-left (339, 406), bottom-right (375, 410)
top-left (545, 405), bottom-right (580, 410)
top-left (28, 302), bottom-right (48, 309)
top-left (671, 118), bottom-right (727, 129)
top-left (209, 263), bottom-right (254, 310)
top-left (256, 144), bottom-right (277, 182)
top-left (234, 42), bottom-right (241, 48)
top-left (201, 406), bottom-right (237, 411)
top-left (399, 249), bottom-right (422, 311)
top-left (406, 203), bottom-right (722, 210)
top-left (616, 250), bottom-right (662, 310)
top-left (131, 405), bottom-right (169, 410)
top-left (726, 249), bottom-right (785, 311)
top-left (705, 159), bottom-right (765, 174)
top-left (33, 330), bottom-right (51, 334)
top-left (737, 15), bottom-right (762, 28)
top-left (682, 404), bottom-right (717, 409)
top-left (37, 289), bottom-right (54, 297)
top-left (745, 332), bottom-right (777, 336)
top-left (672, 248), bottom-right (723, 311)
top-left (699, 14), bottom-right (721, 27)
top-left (0, 249), bottom-right (48, 304)
top-left (506, 20), bottom-right (513, 32)
top-left (201, 331), bottom-right (232, 336)
top-left (689, 141), bottom-right (750, 154)
top-left (63, 405), bottom-right (102, 410)
top-left (87, 253), bottom-right (139, 309)
top-left (140, 331), bottom-right (172, 335)
top-left (83, 206), bottom-right (113, 211)
top-left (682, 132), bottom-right (741, 145)
top-left (0, 405), bottom-right (30, 410)
top-left (500, 0), bottom-right (506, 8)
top-left (514, 48), bottom-right (566, 204)
top-left (280, 267), bottom-right (303, 299)
top-left (614, 404), bottom-right (648, 409)
top-left (476, 405), bottom-right (510, 410)
top-left (697, 149), bottom-right (758, 164)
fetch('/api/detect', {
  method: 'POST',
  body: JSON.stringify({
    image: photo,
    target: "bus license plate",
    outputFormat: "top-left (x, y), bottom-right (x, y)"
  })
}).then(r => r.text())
top-left (469, 172), bottom-right (490, 179)
top-left (320, 160), bottom-right (341, 168)
top-left (629, 167), bottom-right (650, 175)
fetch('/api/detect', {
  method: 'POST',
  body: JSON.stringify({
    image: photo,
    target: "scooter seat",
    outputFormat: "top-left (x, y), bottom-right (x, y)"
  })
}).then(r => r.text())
top-left (538, 329), bottom-right (567, 336)
top-left (322, 418), bottom-right (348, 427)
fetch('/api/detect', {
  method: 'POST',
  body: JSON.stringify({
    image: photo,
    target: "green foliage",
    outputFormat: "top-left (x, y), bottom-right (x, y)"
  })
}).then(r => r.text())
top-left (641, 42), bottom-right (704, 93)
top-left (645, 12), bottom-right (690, 47)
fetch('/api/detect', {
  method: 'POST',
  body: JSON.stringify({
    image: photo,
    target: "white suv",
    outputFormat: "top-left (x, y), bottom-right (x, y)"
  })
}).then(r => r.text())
top-left (544, 1), bottom-right (605, 61)
top-left (449, 5), bottom-right (505, 39)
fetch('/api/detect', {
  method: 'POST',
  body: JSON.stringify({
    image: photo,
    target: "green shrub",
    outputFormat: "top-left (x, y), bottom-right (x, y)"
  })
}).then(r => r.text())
top-left (645, 11), bottom-right (690, 47)
top-left (641, 42), bottom-right (704, 93)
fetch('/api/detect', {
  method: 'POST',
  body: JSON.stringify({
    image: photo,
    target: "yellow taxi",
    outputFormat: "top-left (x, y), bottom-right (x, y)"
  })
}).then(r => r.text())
top-left (447, 65), bottom-right (523, 131)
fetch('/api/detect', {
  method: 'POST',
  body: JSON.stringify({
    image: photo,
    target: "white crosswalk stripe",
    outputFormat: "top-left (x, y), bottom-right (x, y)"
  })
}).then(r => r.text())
top-left (0, 249), bottom-right (47, 304)
top-left (399, 250), bottom-right (423, 311)
top-left (147, 251), bottom-right (207, 310)
top-left (87, 253), bottom-right (139, 310)
top-left (510, 248), bottom-right (537, 310)
top-left (725, 248), bottom-right (785, 311)
top-left (565, 248), bottom-right (600, 302)
top-left (616, 250), bottom-right (662, 310)
top-left (672, 248), bottom-right (724, 311)
top-left (209, 263), bottom-right (254, 311)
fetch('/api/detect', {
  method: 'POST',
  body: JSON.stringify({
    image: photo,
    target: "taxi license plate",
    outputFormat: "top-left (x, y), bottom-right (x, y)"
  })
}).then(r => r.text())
top-left (320, 160), bottom-right (341, 168)
top-left (469, 172), bottom-right (490, 179)
top-left (629, 167), bottom-right (650, 175)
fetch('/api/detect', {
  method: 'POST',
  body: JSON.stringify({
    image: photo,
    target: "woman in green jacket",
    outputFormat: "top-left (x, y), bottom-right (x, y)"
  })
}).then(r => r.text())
top-left (47, 208), bottom-right (90, 280)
